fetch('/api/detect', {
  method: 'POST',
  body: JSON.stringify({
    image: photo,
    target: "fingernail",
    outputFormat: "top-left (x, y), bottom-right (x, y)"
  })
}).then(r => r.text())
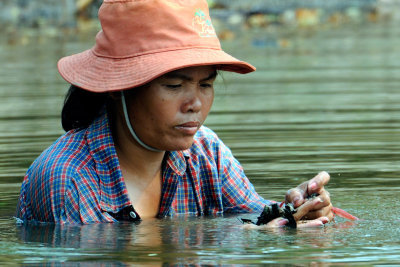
top-left (314, 197), bottom-right (323, 204)
top-left (309, 182), bottom-right (317, 191)
top-left (278, 219), bottom-right (289, 226)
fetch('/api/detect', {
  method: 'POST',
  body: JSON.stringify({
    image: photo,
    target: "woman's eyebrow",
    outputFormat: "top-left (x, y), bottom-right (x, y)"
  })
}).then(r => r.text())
top-left (201, 71), bottom-right (218, 81)
top-left (163, 71), bottom-right (218, 82)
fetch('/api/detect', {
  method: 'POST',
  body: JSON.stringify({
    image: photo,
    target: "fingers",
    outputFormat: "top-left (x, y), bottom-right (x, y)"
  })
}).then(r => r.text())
top-left (297, 217), bottom-right (330, 228)
top-left (285, 187), bottom-right (305, 208)
top-left (301, 204), bottom-right (334, 221)
top-left (293, 197), bottom-right (324, 221)
top-left (307, 171), bottom-right (330, 195)
top-left (285, 171), bottom-right (331, 208)
top-left (244, 171), bottom-right (333, 231)
top-left (297, 219), bottom-right (323, 228)
top-left (301, 189), bottom-right (333, 220)
top-left (242, 217), bottom-right (289, 230)
top-left (241, 199), bottom-right (331, 230)
top-left (242, 215), bottom-right (330, 230)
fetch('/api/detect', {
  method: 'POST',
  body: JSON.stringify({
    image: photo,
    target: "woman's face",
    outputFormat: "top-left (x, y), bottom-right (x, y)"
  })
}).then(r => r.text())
top-left (125, 66), bottom-right (216, 151)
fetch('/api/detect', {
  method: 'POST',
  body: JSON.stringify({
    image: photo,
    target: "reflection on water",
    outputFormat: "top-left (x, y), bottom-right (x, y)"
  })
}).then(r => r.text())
top-left (0, 216), bottom-right (358, 265)
top-left (1, 22), bottom-right (400, 264)
top-left (3, 212), bottom-right (400, 265)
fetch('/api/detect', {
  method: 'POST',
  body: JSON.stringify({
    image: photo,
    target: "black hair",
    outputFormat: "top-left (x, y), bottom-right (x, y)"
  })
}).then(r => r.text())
top-left (61, 85), bottom-right (110, 132)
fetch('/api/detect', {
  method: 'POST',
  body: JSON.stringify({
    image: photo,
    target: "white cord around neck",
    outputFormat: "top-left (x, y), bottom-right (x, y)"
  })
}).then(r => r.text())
top-left (120, 91), bottom-right (163, 152)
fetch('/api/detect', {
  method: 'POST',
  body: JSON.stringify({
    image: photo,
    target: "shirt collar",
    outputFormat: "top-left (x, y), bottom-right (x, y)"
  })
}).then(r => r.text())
top-left (165, 150), bottom-right (189, 176)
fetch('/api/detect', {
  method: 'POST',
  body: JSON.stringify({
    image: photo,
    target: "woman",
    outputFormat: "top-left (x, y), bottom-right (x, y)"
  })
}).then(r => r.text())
top-left (16, 0), bottom-right (333, 226)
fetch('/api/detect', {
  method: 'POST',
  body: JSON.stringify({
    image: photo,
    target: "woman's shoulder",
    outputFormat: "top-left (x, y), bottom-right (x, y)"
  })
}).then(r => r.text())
top-left (26, 112), bottom-right (114, 184)
top-left (19, 127), bottom-right (113, 223)
top-left (27, 128), bottom-right (91, 179)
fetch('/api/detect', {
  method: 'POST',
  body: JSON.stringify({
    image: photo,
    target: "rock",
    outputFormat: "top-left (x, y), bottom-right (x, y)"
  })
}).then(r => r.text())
top-left (247, 13), bottom-right (269, 28)
top-left (281, 9), bottom-right (297, 25)
top-left (296, 8), bottom-right (320, 27)
top-left (345, 7), bottom-right (362, 23)
top-left (227, 13), bottom-right (244, 26)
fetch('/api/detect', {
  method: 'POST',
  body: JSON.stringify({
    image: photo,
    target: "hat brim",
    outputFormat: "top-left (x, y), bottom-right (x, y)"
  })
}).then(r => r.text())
top-left (57, 48), bottom-right (256, 92)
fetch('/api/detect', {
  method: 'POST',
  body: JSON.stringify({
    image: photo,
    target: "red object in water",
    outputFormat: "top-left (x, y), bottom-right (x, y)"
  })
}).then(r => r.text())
top-left (331, 206), bottom-right (359, 221)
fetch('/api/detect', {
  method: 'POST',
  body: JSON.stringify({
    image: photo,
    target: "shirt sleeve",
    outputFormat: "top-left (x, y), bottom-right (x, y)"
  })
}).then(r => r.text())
top-left (217, 139), bottom-right (272, 213)
top-left (15, 153), bottom-right (56, 223)
top-left (15, 153), bottom-right (82, 224)
top-left (15, 172), bottom-right (30, 222)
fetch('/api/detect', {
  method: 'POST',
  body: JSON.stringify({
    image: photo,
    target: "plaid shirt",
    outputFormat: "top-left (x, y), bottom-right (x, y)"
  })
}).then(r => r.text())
top-left (16, 112), bottom-right (270, 224)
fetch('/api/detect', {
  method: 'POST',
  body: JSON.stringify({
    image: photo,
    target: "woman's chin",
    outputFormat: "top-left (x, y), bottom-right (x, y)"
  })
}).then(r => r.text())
top-left (162, 139), bottom-right (195, 152)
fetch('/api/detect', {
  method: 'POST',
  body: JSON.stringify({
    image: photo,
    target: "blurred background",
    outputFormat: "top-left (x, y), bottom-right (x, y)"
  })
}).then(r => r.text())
top-left (0, 0), bottom-right (399, 44)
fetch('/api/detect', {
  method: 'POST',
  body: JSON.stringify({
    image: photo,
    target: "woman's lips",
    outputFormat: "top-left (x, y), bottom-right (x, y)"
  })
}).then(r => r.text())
top-left (175, 122), bottom-right (200, 135)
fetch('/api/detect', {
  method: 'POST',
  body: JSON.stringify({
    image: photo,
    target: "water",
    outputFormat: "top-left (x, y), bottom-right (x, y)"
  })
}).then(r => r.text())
top-left (1, 21), bottom-right (400, 265)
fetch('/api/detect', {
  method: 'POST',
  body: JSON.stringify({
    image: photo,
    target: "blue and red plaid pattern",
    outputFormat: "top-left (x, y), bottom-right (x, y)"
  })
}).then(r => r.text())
top-left (16, 112), bottom-right (271, 224)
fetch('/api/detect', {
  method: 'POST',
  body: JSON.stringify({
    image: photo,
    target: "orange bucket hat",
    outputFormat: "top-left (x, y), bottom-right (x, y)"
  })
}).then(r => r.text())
top-left (57, 0), bottom-right (256, 93)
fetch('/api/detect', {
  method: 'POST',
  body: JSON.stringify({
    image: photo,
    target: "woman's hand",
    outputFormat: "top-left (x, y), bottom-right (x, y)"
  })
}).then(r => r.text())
top-left (285, 171), bottom-right (334, 221)
top-left (242, 197), bottom-right (330, 230)
top-left (242, 171), bottom-right (334, 230)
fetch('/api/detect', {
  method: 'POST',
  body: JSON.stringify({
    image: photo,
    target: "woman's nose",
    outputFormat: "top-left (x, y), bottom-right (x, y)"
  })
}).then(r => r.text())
top-left (181, 89), bottom-right (202, 113)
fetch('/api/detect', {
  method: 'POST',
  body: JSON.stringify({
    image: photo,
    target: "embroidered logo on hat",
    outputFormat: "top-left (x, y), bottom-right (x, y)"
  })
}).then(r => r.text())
top-left (192, 9), bottom-right (217, 38)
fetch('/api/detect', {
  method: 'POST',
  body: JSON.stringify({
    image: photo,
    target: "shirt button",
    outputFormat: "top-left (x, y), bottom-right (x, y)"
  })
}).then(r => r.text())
top-left (129, 211), bottom-right (137, 219)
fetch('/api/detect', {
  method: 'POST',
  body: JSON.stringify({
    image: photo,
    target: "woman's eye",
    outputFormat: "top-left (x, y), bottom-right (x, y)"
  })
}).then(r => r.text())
top-left (165, 84), bottom-right (182, 89)
top-left (200, 83), bottom-right (212, 88)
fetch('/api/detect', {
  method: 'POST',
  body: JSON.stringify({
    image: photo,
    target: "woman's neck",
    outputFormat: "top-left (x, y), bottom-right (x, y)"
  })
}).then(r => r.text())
top-left (113, 121), bottom-right (166, 179)
top-left (112, 111), bottom-right (166, 218)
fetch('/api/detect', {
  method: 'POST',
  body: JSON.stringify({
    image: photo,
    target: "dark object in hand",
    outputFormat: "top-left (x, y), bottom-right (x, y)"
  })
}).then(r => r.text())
top-left (241, 203), bottom-right (297, 228)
